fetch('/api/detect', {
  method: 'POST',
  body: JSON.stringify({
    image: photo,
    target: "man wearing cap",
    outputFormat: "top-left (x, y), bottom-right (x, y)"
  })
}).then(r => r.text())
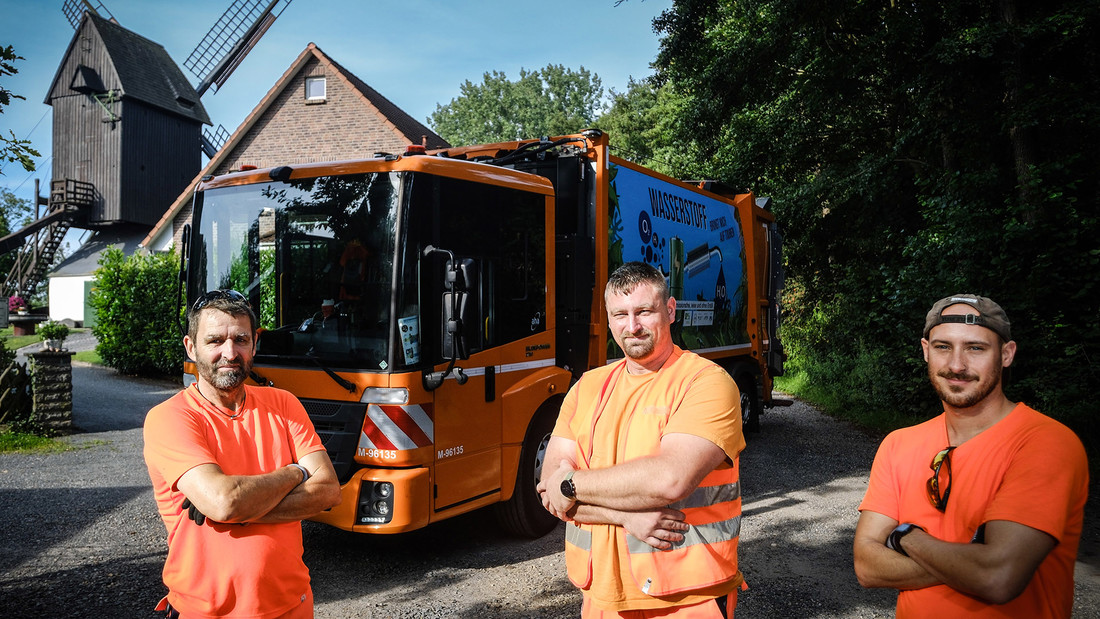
top-left (853, 294), bottom-right (1089, 618)
top-left (298, 299), bottom-right (340, 334)
top-left (317, 299), bottom-right (338, 329)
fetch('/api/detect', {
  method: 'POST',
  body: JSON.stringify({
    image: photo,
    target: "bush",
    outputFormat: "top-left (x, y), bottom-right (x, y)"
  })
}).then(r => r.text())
top-left (37, 320), bottom-right (69, 342)
top-left (88, 247), bottom-right (184, 376)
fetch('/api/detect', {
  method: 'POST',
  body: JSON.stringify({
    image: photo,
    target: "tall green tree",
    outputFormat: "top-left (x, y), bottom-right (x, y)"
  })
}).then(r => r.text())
top-left (430, 64), bottom-right (604, 145)
top-left (594, 77), bottom-right (694, 177)
top-left (652, 1), bottom-right (1100, 438)
top-left (0, 45), bottom-right (40, 175)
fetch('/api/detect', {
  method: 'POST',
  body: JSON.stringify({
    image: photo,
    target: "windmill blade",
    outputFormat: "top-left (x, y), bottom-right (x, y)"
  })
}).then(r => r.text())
top-left (61, 0), bottom-right (116, 29)
top-left (185, 0), bottom-right (293, 97)
top-left (201, 125), bottom-right (231, 158)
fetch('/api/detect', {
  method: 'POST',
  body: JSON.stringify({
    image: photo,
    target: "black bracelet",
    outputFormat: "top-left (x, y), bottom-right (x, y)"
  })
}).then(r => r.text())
top-left (885, 523), bottom-right (924, 556)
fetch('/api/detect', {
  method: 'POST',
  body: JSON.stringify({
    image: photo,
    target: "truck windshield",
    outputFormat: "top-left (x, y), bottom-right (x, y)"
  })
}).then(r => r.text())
top-left (191, 172), bottom-right (401, 371)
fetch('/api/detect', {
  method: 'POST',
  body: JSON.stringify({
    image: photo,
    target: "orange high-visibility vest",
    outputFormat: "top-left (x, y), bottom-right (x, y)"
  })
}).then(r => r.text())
top-left (562, 352), bottom-right (743, 598)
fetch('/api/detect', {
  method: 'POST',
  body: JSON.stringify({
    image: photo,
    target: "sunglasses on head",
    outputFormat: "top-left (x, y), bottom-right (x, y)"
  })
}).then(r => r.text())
top-left (191, 289), bottom-right (249, 313)
top-left (926, 445), bottom-right (956, 512)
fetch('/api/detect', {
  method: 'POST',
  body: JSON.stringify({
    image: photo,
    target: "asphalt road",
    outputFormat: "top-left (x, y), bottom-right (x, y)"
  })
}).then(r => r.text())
top-left (0, 355), bottom-right (1097, 618)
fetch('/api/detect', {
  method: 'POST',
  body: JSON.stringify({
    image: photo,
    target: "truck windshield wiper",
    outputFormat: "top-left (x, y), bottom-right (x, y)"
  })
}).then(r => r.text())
top-left (306, 350), bottom-right (357, 393)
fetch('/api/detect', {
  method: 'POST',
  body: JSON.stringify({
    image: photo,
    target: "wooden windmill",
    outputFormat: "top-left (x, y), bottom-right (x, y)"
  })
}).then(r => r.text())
top-left (0, 0), bottom-right (292, 303)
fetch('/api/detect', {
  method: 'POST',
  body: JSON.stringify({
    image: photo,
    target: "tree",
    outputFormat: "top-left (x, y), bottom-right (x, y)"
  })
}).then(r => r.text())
top-left (0, 45), bottom-right (40, 175)
top-left (430, 64), bottom-right (604, 145)
top-left (651, 1), bottom-right (1100, 439)
top-left (0, 188), bottom-right (33, 275)
top-left (594, 77), bottom-right (695, 177)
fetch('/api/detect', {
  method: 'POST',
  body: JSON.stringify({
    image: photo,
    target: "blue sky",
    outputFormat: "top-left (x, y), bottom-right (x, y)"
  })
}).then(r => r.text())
top-left (0, 0), bottom-right (673, 197)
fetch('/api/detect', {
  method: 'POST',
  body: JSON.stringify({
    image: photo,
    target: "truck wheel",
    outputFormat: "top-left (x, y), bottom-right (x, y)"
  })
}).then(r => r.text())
top-left (494, 398), bottom-right (562, 538)
top-left (736, 375), bottom-right (761, 433)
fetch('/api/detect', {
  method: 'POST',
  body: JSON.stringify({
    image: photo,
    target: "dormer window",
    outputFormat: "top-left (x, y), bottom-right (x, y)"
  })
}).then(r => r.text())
top-left (305, 76), bottom-right (327, 102)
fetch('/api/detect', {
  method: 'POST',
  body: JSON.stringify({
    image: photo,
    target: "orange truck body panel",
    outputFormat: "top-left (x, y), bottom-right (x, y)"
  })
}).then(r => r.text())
top-left (184, 131), bottom-right (782, 535)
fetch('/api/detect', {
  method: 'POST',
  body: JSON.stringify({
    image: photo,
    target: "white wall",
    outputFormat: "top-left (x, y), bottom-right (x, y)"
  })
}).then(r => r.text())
top-left (146, 225), bottom-right (175, 253)
top-left (49, 275), bottom-right (93, 325)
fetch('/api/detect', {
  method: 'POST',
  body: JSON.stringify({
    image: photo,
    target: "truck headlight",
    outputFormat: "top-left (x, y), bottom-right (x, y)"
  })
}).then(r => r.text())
top-left (357, 480), bottom-right (394, 524)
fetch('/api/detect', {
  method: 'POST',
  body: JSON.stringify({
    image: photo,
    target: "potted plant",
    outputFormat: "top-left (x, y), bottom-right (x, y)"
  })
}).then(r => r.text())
top-left (8, 296), bottom-right (28, 315)
top-left (38, 320), bottom-right (70, 351)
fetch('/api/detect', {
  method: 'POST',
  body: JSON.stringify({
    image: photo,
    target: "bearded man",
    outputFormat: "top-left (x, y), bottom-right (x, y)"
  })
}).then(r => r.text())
top-left (538, 262), bottom-right (746, 618)
top-left (144, 290), bottom-right (340, 618)
top-left (854, 294), bottom-right (1089, 618)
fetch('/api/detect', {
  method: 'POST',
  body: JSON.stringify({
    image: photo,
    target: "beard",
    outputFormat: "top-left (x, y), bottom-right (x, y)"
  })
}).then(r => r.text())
top-left (930, 364), bottom-right (1001, 409)
top-left (619, 331), bottom-right (655, 360)
top-left (197, 357), bottom-right (250, 391)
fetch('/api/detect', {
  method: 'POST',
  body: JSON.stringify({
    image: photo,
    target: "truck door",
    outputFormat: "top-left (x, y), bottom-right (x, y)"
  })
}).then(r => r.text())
top-left (407, 172), bottom-right (549, 514)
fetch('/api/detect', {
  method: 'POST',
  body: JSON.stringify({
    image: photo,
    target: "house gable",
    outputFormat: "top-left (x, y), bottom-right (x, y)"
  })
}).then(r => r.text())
top-left (220, 54), bottom-right (430, 172)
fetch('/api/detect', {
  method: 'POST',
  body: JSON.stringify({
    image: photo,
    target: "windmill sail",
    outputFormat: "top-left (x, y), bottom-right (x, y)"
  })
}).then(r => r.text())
top-left (185, 0), bottom-right (293, 97)
top-left (61, 0), bottom-right (115, 29)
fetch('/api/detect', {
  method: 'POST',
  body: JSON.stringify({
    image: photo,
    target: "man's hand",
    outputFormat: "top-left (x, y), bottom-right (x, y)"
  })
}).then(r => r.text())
top-left (621, 507), bottom-right (688, 550)
top-left (537, 460), bottom-right (577, 519)
top-left (181, 497), bottom-right (208, 526)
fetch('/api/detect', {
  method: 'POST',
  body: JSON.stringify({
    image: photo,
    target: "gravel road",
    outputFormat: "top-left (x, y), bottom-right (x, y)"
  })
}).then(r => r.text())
top-left (0, 359), bottom-right (1096, 618)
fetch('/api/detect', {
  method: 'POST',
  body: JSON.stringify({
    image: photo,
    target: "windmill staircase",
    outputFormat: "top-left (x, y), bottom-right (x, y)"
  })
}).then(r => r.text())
top-left (0, 179), bottom-right (93, 299)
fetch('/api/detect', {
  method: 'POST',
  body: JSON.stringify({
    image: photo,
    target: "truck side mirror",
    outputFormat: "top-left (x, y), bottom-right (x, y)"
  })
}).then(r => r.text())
top-left (440, 257), bottom-right (477, 361)
top-left (441, 290), bottom-right (468, 361)
top-left (422, 246), bottom-right (477, 389)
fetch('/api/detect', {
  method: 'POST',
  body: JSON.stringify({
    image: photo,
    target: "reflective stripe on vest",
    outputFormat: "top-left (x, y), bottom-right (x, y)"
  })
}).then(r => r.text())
top-left (626, 514), bottom-right (742, 555)
top-left (567, 520), bottom-right (592, 550)
top-left (565, 521), bottom-right (593, 588)
top-left (670, 481), bottom-right (740, 510)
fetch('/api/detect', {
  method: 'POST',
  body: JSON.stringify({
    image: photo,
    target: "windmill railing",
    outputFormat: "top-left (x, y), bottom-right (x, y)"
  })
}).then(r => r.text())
top-left (50, 179), bottom-right (96, 208)
top-left (0, 179), bottom-right (94, 299)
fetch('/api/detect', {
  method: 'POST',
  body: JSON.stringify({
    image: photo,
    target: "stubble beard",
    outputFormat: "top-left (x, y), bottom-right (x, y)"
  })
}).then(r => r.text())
top-left (931, 364), bottom-right (1001, 409)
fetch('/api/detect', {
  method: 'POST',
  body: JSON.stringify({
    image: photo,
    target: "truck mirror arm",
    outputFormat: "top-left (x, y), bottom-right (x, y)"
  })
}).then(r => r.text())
top-left (422, 245), bottom-right (472, 391)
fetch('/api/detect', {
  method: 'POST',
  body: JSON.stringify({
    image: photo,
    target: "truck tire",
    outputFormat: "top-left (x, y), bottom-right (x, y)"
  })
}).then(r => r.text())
top-left (736, 375), bottom-right (761, 433)
top-left (494, 398), bottom-right (562, 538)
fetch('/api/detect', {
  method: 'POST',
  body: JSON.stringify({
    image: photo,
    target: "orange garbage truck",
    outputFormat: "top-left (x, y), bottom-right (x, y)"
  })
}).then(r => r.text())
top-left (179, 129), bottom-right (784, 537)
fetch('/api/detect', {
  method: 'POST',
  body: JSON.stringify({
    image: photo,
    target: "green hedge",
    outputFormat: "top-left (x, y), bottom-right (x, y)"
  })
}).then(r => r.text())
top-left (88, 248), bottom-right (184, 376)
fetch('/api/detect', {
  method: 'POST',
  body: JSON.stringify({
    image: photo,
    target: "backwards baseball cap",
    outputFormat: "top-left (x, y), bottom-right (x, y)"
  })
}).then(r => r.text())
top-left (322, 299), bottom-right (335, 307)
top-left (923, 294), bottom-right (1012, 342)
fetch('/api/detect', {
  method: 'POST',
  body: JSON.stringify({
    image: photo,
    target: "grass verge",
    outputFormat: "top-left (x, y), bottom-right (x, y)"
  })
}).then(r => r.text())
top-left (73, 350), bottom-right (101, 364)
top-left (0, 430), bottom-right (70, 454)
top-left (775, 371), bottom-right (909, 436)
top-left (1, 326), bottom-right (40, 350)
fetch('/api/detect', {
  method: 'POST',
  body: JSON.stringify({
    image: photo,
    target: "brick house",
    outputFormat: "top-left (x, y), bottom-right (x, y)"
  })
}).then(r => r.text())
top-left (143, 42), bottom-right (449, 251)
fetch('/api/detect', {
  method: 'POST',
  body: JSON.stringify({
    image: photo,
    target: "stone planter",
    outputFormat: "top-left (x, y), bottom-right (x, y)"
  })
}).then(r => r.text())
top-left (42, 339), bottom-right (65, 351)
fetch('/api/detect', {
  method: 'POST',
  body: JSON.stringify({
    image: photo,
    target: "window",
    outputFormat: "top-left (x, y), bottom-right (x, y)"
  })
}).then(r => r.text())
top-left (305, 76), bottom-right (327, 101)
top-left (403, 173), bottom-right (547, 364)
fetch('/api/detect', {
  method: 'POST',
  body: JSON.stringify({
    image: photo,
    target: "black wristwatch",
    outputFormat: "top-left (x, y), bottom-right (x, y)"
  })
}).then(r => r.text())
top-left (885, 523), bottom-right (924, 556)
top-left (560, 470), bottom-right (577, 500)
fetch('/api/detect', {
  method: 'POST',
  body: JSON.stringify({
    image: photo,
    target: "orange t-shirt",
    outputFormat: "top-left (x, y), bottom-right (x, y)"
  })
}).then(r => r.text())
top-left (859, 403), bottom-right (1089, 618)
top-left (144, 385), bottom-right (326, 619)
top-left (553, 347), bottom-right (746, 611)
